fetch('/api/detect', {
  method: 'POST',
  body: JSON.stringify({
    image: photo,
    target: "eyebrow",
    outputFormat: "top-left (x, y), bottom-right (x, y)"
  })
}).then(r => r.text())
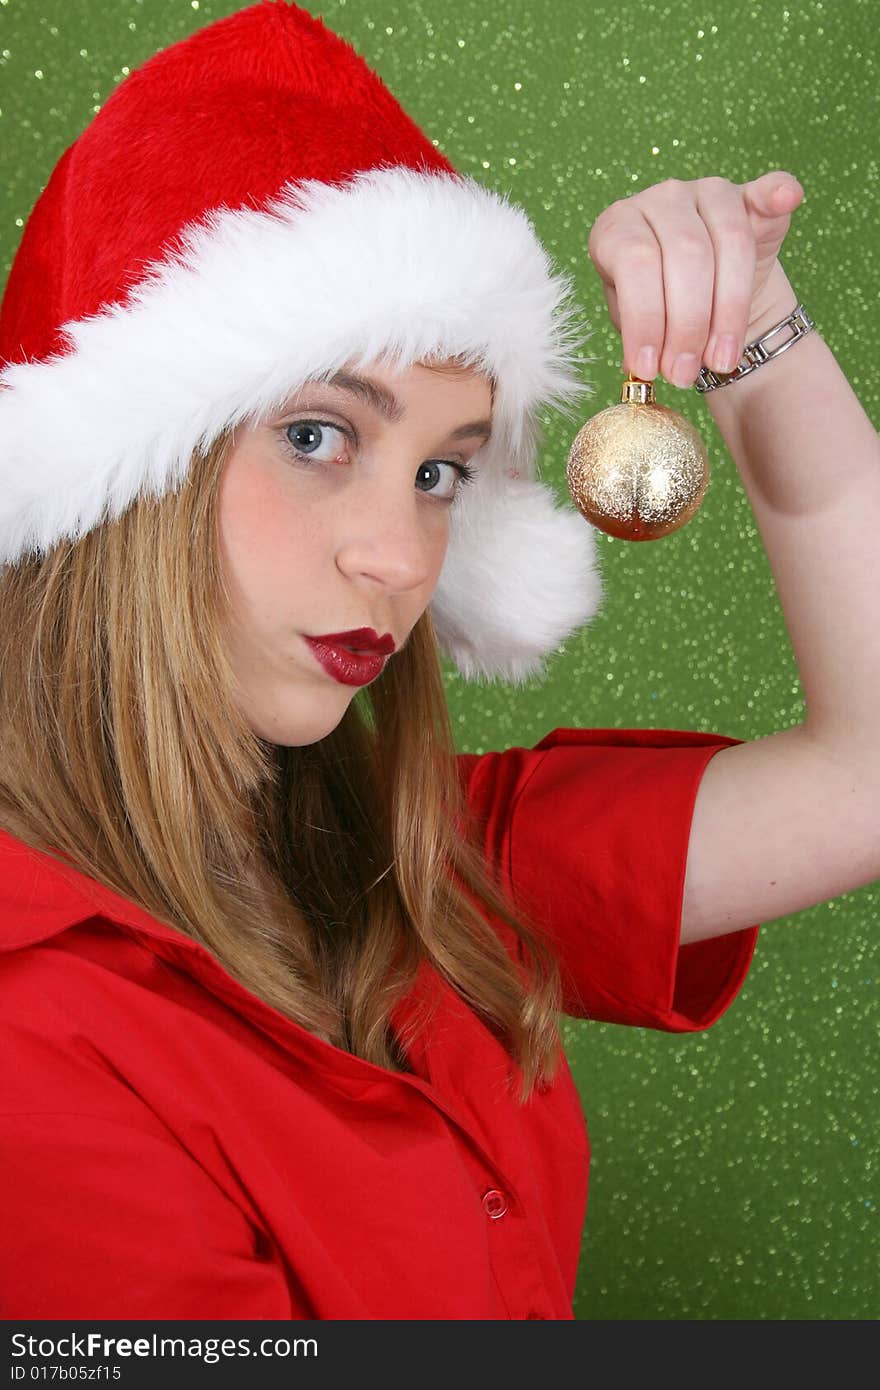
top-left (314, 369), bottom-right (494, 443)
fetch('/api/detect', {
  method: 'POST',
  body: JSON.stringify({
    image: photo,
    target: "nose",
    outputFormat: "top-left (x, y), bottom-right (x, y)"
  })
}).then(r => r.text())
top-left (334, 466), bottom-right (445, 594)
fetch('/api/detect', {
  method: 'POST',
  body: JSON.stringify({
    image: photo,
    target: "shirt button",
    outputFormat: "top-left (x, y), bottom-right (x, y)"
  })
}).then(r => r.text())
top-left (481, 1188), bottom-right (508, 1219)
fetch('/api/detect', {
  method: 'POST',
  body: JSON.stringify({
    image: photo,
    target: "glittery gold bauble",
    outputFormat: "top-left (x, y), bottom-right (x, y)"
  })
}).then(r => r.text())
top-left (567, 374), bottom-right (710, 540)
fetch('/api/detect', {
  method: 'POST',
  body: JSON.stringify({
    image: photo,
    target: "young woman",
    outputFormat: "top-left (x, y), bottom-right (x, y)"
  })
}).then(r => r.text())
top-left (1, 1), bottom-right (877, 1320)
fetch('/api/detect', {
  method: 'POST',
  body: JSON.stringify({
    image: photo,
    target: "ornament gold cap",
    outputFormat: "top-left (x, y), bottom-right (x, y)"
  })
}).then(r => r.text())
top-left (620, 372), bottom-right (656, 405)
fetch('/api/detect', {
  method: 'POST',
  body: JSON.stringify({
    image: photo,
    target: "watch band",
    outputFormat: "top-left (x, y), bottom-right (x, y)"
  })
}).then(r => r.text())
top-left (695, 302), bottom-right (815, 393)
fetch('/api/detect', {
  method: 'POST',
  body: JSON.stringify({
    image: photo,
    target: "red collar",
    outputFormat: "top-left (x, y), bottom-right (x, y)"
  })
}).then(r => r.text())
top-left (0, 826), bottom-right (200, 953)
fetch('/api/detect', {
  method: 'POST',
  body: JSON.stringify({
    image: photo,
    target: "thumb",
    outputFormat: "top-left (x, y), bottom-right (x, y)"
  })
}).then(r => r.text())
top-left (743, 169), bottom-right (805, 220)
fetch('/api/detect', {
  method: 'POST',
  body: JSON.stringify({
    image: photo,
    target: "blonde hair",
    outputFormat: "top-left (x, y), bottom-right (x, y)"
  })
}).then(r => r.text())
top-left (0, 358), bottom-right (565, 1102)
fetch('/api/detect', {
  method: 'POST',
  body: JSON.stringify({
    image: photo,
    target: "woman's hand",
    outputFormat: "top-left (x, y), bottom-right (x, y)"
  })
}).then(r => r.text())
top-left (586, 169), bottom-right (806, 388)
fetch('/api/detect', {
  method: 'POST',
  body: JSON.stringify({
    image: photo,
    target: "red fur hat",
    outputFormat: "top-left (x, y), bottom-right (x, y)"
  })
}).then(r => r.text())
top-left (0, 0), bottom-right (603, 683)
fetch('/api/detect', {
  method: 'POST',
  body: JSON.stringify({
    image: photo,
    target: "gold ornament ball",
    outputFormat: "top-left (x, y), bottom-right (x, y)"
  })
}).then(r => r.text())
top-left (566, 377), bottom-right (710, 540)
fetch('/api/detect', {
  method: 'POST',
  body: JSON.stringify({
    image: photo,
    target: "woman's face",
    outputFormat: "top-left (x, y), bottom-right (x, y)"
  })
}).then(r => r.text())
top-left (217, 358), bottom-right (494, 745)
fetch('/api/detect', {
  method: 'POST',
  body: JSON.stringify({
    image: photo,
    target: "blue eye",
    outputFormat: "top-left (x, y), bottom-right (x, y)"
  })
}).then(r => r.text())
top-left (282, 420), bottom-right (477, 504)
top-left (414, 459), bottom-right (477, 502)
top-left (285, 420), bottom-right (347, 461)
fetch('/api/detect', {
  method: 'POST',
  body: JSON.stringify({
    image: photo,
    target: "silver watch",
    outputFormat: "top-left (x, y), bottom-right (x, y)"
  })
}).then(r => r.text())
top-left (695, 303), bottom-right (815, 393)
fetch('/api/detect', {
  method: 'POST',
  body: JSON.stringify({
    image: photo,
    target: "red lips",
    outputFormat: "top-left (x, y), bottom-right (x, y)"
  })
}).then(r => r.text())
top-left (310, 628), bottom-right (395, 655)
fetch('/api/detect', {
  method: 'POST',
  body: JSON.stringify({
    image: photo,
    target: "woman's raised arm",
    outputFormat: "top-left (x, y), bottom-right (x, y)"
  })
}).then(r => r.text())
top-left (588, 171), bottom-right (880, 943)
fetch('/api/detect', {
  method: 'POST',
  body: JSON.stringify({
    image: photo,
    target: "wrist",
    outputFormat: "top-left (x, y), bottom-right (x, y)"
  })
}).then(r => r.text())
top-left (695, 262), bottom-right (812, 400)
top-left (744, 260), bottom-right (799, 343)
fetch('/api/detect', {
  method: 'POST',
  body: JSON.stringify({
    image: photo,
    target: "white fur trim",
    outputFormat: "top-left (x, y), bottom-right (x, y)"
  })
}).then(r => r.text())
top-left (0, 163), bottom-right (604, 680)
top-left (434, 468), bottom-right (605, 685)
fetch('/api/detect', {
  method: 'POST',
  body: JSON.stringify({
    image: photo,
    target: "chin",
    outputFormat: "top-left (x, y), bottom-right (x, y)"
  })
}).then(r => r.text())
top-left (248, 697), bottom-right (352, 747)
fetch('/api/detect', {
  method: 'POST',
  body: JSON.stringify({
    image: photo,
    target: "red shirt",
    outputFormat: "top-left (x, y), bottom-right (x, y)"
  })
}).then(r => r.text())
top-left (0, 726), bottom-right (759, 1320)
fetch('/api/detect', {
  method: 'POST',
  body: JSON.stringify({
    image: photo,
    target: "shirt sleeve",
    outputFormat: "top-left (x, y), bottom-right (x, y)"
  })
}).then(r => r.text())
top-left (0, 1111), bottom-right (301, 1319)
top-left (457, 726), bottom-right (759, 1032)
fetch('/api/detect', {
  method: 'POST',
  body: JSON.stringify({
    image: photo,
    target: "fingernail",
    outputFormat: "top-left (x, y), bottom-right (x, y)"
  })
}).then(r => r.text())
top-left (671, 352), bottom-right (699, 388)
top-left (714, 334), bottom-right (739, 374)
top-left (635, 345), bottom-right (658, 379)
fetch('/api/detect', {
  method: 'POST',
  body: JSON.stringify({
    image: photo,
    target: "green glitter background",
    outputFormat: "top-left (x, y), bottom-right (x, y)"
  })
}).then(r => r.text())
top-left (1, 0), bottom-right (877, 1320)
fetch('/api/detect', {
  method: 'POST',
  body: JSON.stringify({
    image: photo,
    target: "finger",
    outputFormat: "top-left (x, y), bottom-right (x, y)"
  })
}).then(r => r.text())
top-left (635, 182), bottom-right (716, 387)
top-left (694, 178), bottom-right (757, 375)
top-left (614, 229), bottom-right (666, 381)
top-left (598, 277), bottom-right (622, 337)
top-left (587, 205), bottom-right (624, 332)
top-left (742, 169), bottom-right (805, 232)
top-left (588, 200), bottom-right (666, 381)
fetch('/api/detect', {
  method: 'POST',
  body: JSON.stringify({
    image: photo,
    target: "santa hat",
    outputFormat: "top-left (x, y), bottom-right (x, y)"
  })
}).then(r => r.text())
top-left (0, 0), bottom-right (604, 684)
